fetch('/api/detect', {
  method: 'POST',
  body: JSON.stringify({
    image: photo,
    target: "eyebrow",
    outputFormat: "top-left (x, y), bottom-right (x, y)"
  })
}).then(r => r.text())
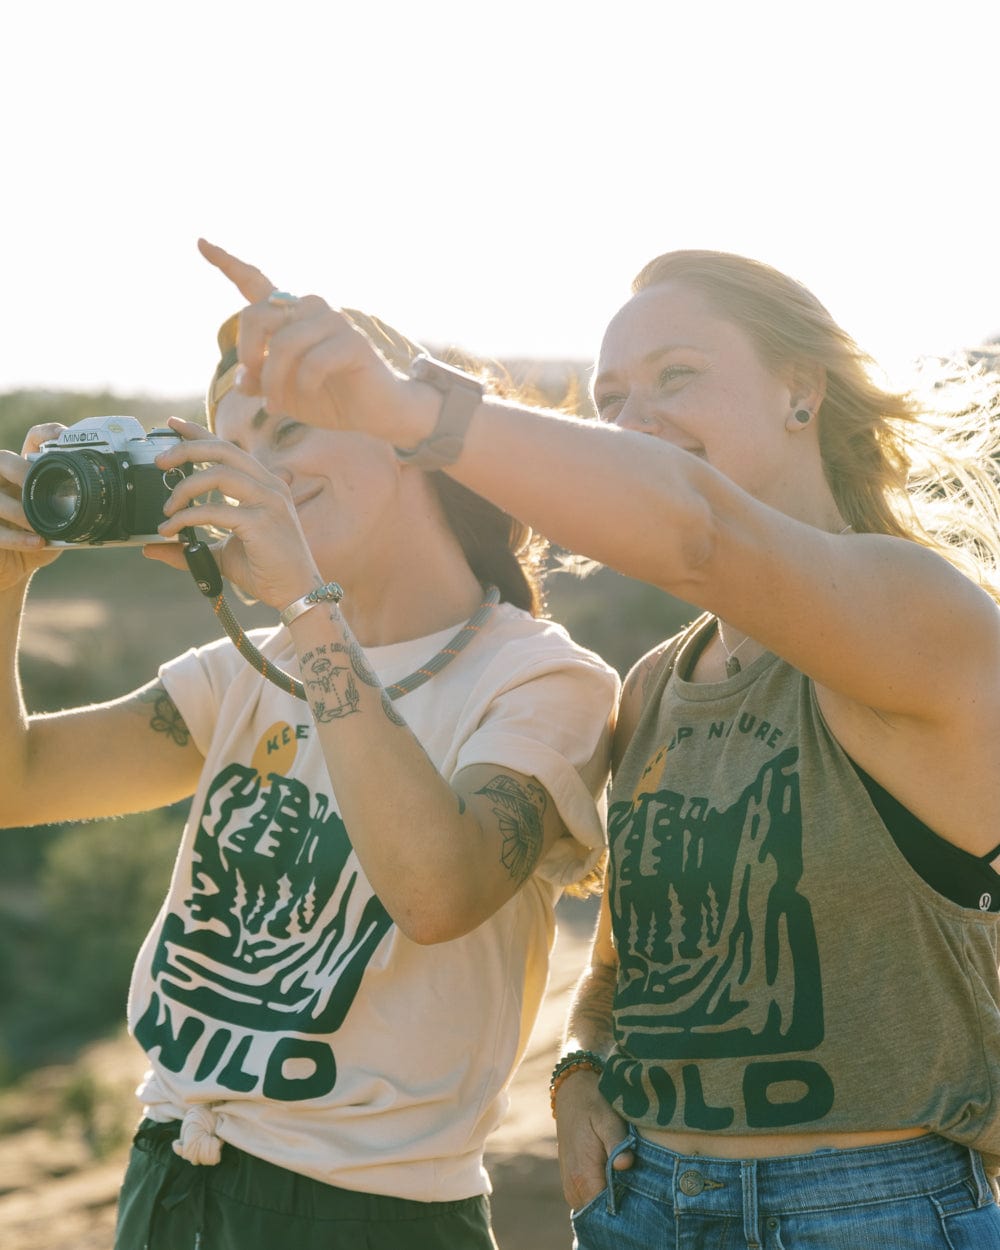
top-left (593, 344), bottom-right (700, 390)
top-left (222, 406), bottom-right (270, 451)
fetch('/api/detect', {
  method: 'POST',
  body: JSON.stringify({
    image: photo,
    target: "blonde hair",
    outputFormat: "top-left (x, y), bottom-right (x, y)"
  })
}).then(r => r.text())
top-left (632, 250), bottom-right (1000, 602)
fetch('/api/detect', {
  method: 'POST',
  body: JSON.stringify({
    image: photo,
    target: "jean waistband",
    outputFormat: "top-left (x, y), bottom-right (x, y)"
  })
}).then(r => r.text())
top-left (620, 1129), bottom-right (992, 1215)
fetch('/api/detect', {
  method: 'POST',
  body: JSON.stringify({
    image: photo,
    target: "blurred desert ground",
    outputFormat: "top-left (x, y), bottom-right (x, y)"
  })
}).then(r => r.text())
top-left (0, 379), bottom-right (693, 1250)
top-left (0, 894), bottom-right (600, 1250)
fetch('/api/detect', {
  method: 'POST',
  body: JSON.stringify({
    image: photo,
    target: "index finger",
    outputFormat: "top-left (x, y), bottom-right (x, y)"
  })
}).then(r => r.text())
top-left (198, 238), bottom-right (277, 303)
top-left (21, 422), bottom-right (66, 457)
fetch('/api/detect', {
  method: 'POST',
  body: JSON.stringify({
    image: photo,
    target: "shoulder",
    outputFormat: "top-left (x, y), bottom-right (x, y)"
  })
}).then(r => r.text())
top-left (160, 626), bottom-right (283, 685)
top-left (485, 603), bottom-right (619, 684)
top-left (157, 627), bottom-right (283, 749)
top-left (615, 623), bottom-right (699, 767)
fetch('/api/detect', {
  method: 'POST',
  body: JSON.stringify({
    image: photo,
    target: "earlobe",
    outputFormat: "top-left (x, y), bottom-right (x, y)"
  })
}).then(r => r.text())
top-left (785, 408), bottom-right (813, 431)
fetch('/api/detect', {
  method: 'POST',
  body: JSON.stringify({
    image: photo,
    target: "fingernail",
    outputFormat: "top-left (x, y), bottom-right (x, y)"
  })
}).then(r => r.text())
top-left (234, 364), bottom-right (249, 390)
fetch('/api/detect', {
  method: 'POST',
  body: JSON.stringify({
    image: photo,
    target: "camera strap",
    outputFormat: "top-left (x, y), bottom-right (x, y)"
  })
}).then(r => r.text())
top-left (180, 530), bottom-right (500, 702)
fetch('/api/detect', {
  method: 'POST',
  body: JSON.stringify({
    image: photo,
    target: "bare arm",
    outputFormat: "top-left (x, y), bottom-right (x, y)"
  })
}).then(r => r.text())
top-left (2, 676), bottom-right (204, 827)
top-left (149, 421), bottom-right (613, 945)
top-left (552, 659), bottom-right (666, 1207)
top-left (207, 240), bottom-right (998, 731)
top-left (200, 241), bottom-right (1000, 858)
top-left (0, 430), bottom-right (203, 827)
top-left (276, 597), bottom-right (577, 944)
top-left (555, 890), bottom-right (633, 1208)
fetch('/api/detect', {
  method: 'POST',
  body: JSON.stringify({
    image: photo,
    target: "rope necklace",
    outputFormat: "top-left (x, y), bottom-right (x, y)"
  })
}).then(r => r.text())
top-left (214, 584), bottom-right (501, 702)
top-left (182, 528), bottom-right (500, 702)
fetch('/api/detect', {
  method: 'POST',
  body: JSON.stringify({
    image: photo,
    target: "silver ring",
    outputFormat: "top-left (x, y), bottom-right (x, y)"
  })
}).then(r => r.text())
top-left (267, 290), bottom-right (299, 309)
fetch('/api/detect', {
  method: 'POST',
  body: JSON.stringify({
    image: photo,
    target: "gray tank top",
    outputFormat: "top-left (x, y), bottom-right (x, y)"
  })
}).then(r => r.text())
top-left (600, 615), bottom-right (1000, 1152)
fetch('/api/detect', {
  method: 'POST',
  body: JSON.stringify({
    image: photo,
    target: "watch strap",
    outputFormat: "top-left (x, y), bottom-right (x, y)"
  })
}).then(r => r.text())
top-left (395, 355), bottom-right (484, 471)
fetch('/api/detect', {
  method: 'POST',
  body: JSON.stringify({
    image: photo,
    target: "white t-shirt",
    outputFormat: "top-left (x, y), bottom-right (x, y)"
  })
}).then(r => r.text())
top-left (128, 602), bottom-right (618, 1200)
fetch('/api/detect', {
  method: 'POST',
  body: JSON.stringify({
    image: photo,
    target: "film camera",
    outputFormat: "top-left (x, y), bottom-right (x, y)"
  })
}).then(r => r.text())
top-left (21, 416), bottom-right (192, 546)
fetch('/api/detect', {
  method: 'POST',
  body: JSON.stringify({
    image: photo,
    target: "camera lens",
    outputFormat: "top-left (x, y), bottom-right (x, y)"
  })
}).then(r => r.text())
top-left (22, 451), bottom-right (123, 542)
top-left (42, 471), bottom-right (81, 522)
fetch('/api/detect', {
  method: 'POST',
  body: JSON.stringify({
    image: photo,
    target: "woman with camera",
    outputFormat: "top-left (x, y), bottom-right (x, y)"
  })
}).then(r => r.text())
top-left (204, 240), bottom-right (1000, 1247)
top-left (0, 279), bottom-right (618, 1248)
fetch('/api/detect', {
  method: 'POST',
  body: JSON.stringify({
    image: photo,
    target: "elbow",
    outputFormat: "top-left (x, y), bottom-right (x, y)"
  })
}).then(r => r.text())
top-left (389, 887), bottom-right (492, 946)
top-left (394, 908), bottom-right (482, 946)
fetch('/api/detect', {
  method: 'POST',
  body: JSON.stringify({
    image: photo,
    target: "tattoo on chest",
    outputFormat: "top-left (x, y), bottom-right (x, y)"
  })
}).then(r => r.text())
top-left (140, 685), bottom-right (191, 748)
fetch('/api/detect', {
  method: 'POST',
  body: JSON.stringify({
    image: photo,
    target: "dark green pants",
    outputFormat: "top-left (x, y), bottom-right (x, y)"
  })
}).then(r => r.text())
top-left (114, 1120), bottom-right (498, 1250)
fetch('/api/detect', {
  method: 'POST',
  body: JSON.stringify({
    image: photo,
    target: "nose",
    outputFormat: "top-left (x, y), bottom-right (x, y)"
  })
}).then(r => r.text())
top-left (614, 394), bottom-right (658, 435)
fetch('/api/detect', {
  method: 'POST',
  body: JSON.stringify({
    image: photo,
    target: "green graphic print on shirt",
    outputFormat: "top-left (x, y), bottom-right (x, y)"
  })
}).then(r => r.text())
top-left (134, 735), bottom-right (393, 1103)
top-left (601, 745), bottom-right (834, 1130)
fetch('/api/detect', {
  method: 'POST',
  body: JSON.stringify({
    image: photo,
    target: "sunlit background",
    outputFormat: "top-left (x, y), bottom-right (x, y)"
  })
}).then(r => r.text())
top-left (3, 0), bottom-right (999, 395)
top-left (2, 8), bottom-right (1000, 1248)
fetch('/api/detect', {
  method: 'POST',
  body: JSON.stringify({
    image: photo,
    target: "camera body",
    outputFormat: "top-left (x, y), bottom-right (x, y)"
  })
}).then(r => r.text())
top-left (22, 416), bottom-right (191, 547)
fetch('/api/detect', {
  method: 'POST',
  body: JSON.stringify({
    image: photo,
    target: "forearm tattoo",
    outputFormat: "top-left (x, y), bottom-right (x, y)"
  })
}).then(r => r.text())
top-left (380, 688), bottom-right (405, 727)
top-left (300, 644), bottom-right (361, 722)
top-left (346, 639), bottom-right (380, 688)
top-left (139, 685), bottom-right (191, 748)
top-left (299, 641), bottom-right (405, 726)
top-left (476, 774), bottom-right (548, 885)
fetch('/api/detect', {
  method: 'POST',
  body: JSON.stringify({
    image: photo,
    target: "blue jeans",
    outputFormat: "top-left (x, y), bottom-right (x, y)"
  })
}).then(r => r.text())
top-left (571, 1128), bottom-right (1000, 1249)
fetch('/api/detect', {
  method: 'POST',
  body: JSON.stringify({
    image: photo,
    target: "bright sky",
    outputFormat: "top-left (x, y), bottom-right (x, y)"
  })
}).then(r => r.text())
top-left (2, 0), bottom-right (998, 400)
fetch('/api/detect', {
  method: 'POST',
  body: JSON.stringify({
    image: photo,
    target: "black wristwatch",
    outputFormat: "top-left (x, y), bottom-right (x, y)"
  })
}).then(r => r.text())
top-left (395, 355), bottom-right (485, 471)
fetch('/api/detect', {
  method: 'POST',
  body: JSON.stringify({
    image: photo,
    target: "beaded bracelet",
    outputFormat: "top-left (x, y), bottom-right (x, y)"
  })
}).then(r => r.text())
top-left (549, 1049), bottom-right (605, 1118)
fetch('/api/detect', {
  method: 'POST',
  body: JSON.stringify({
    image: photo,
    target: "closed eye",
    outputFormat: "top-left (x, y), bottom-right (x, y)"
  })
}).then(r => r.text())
top-left (273, 419), bottom-right (304, 443)
top-left (658, 365), bottom-right (695, 388)
top-left (594, 393), bottom-right (625, 422)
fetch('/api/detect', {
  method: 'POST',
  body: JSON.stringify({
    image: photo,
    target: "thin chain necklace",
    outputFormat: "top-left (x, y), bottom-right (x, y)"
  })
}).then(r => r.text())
top-left (717, 621), bottom-right (752, 678)
top-left (715, 525), bottom-right (853, 679)
top-left (710, 527), bottom-right (850, 685)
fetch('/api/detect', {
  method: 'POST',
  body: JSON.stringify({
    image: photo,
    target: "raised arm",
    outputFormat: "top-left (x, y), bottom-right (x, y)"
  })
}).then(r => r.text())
top-left (200, 241), bottom-right (995, 711)
top-left (0, 428), bottom-right (204, 827)
top-left (148, 417), bottom-right (616, 944)
top-left (200, 240), bottom-right (1000, 860)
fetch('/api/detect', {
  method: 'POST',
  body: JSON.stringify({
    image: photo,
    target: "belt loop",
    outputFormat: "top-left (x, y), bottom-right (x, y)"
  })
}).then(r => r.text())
top-left (603, 1126), bottom-right (637, 1215)
top-left (970, 1148), bottom-right (997, 1207)
top-left (740, 1158), bottom-right (761, 1249)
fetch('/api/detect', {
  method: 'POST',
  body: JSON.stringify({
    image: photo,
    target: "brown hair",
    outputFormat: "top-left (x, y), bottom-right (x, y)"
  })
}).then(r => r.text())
top-left (207, 310), bottom-right (548, 616)
top-left (632, 250), bottom-right (1000, 599)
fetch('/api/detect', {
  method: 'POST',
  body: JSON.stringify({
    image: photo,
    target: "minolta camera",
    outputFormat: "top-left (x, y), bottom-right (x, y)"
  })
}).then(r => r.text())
top-left (22, 416), bottom-right (191, 546)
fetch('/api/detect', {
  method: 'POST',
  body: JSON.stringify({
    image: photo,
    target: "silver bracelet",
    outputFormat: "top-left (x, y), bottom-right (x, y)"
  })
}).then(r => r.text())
top-left (279, 581), bottom-right (345, 627)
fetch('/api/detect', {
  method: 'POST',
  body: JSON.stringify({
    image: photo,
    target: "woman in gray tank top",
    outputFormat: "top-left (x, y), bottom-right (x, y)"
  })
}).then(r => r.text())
top-left (203, 240), bottom-right (1000, 1249)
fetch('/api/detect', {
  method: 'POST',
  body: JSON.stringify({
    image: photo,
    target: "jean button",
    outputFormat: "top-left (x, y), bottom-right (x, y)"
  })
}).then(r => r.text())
top-left (679, 1169), bottom-right (705, 1196)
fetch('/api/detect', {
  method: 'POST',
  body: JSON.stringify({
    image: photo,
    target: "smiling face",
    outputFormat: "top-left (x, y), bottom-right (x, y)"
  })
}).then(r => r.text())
top-left (593, 281), bottom-right (814, 506)
top-left (214, 389), bottom-right (408, 580)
